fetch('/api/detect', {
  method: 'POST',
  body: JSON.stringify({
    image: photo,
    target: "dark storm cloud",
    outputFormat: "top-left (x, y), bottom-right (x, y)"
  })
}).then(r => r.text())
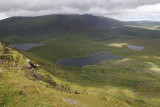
top-left (0, 0), bottom-right (160, 21)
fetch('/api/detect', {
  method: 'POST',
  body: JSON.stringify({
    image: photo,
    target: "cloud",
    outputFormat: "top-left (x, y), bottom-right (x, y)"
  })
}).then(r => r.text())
top-left (0, 0), bottom-right (160, 21)
top-left (0, 13), bottom-right (8, 20)
top-left (115, 3), bottom-right (160, 21)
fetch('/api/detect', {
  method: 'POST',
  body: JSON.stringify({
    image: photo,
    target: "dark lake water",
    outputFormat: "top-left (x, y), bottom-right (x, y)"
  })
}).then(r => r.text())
top-left (9, 43), bottom-right (45, 51)
top-left (57, 52), bottom-right (122, 68)
top-left (127, 45), bottom-right (144, 50)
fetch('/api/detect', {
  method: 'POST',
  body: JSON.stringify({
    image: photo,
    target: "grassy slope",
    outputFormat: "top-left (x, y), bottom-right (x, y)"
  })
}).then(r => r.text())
top-left (1, 34), bottom-right (160, 106)
top-left (1, 41), bottom-right (121, 107)
top-left (125, 25), bottom-right (160, 31)
top-left (17, 35), bottom-right (160, 106)
top-left (0, 37), bottom-right (160, 106)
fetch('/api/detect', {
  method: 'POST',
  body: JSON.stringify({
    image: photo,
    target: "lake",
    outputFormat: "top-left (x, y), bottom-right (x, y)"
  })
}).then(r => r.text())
top-left (57, 51), bottom-right (122, 68)
top-left (9, 43), bottom-right (45, 51)
top-left (127, 45), bottom-right (144, 50)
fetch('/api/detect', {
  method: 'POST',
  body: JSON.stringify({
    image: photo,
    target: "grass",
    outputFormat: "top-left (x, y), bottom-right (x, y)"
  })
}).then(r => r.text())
top-left (125, 25), bottom-right (160, 31)
top-left (1, 35), bottom-right (160, 106)
top-left (25, 36), bottom-right (160, 106)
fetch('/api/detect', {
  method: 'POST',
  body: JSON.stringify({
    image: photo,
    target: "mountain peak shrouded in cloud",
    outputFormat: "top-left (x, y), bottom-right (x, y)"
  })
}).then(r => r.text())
top-left (0, 0), bottom-right (160, 21)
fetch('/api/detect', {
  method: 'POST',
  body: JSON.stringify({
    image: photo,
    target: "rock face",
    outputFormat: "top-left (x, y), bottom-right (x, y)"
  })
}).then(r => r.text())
top-left (64, 98), bottom-right (80, 105)
top-left (47, 80), bottom-right (57, 86)
top-left (33, 70), bottom-right (43, 80)
top-left (29, 61), bottom-right (40, 69)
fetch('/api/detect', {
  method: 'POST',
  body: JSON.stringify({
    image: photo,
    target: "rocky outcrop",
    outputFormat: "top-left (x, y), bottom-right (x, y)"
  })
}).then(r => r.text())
top-left (0, 41), bottom-right (72, 94)
top-left (0, 41), bottom-right (11, 54)
top-left (33, 70), bottom-right (44, 80)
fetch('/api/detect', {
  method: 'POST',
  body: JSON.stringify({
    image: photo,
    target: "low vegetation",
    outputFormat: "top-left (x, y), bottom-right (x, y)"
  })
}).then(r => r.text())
top-left (1, 14), bottom-right (160, 106)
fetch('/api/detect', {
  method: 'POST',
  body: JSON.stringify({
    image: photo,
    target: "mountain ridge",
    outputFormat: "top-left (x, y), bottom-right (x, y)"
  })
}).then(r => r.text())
top-left (0, 14), bottom-right (160, 44)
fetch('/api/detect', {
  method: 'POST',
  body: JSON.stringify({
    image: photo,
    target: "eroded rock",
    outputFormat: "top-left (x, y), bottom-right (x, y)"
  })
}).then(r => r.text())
top-left (64, 98), bottom-right (80, 105)
top-left (33, 70), bottom-right (43, 80)
top-left (47, 80), bottom-right (57, 86)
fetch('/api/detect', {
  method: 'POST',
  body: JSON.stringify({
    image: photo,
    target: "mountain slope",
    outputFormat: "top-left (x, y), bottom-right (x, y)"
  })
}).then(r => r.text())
top-left (125, 21), bottom-right (160, 27)
top-left (0, 14), bottom-right (160, 44)
top-left (124, 21), bottom-right (160, 30)
top-left (0, 40), bottom-right (149, 107)
top-left (1, 36), bottom-right (160, 106)
top-left (0, 14), bottom-right (123, 43)
top-left (0, 41), bottom-right (74, 106)
top-left (1, 41), bottom-right (118, 107)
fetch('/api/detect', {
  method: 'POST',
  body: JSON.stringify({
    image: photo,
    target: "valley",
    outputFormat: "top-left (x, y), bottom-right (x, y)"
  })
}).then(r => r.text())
top-left (0, 14), bottom-right (160, 107)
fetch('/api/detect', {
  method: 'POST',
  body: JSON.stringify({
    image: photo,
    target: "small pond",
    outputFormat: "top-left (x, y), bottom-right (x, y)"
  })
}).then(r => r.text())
top-left (9, 43), bottom-right (45, 51)
top-left (127, 45), bottom-right (144, 50)
top-left (57, 51), bottom-right (122, 68)
top-left (111, 27), bottom-right (118, 29)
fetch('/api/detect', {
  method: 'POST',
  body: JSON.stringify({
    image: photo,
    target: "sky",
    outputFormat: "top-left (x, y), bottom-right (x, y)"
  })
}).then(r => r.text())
top-left (0, 0), bottom-right (160, 21)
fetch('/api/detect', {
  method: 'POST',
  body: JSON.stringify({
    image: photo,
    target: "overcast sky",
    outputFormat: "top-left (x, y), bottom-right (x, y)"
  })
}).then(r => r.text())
top-left (0, 0), bottom-right (160, 21)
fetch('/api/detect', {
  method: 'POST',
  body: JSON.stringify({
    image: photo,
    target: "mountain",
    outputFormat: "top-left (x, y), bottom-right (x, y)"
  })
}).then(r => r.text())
top-left (0, 14), bottom-right (123, 43)
top-left (0, 14), bottom-right (160, 44)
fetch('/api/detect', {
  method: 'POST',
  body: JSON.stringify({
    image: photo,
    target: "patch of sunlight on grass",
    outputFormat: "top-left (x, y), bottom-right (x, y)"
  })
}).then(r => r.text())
top-left (125, 25), bottom-right (159, 30)
top-left (108, 43), bottom-right (128, 47)
top-left (152, 56), bottom-right (160, 60)
top-left (118, 58), bottom-right (132, 62)
top-left (106, 86), bottom-right (135, 98)
top-left (147, 62), bottom-right (160, 72)
top-left (142, 56), bottom-right (150, 59)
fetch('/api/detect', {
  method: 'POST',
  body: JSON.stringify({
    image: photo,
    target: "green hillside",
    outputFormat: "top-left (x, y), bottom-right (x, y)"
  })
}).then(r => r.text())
top-left (0, 14), bottom-right (121, 43)
top-left (125, 21), bottom-right (160, 27)
top-left (125, 21), bottom-right (160, 30)
top-left (0, 14), bottom-right (160, 44)
top-left (1, 14), bottom-right (160, 107)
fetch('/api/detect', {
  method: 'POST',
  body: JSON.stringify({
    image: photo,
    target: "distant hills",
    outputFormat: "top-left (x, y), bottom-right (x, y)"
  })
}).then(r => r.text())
top-left (125, 20), bottom-right (160, 27)
top-left (0, 14), bottom-right (160, 43)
